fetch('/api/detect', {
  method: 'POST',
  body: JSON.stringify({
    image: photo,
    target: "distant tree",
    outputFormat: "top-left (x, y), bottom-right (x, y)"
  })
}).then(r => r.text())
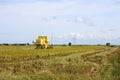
top-left (68, 42), bottom-right (72, 46)
top-left (62, 44), bottom-right (66, 46)
top-left (32, 41), bottom-right (35, 44)
top-left (97, 44), bottom-right (101, 46)
top-left (106, 43), bottom-right (110, 46)
top-left (26, 43), bottom-right (30, 46)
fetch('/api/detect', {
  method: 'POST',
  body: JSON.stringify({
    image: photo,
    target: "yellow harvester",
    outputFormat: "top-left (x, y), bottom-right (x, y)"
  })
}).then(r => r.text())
top-left (35, 36), bottom-right (49, 49)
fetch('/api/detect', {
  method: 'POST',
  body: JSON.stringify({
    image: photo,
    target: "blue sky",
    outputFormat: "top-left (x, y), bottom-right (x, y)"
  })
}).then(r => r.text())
top-left (0, 0), bottom-right (120, 45)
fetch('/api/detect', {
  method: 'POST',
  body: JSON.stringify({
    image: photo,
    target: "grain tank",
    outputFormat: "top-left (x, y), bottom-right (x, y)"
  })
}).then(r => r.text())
top-left (35, 36), bottom-right (49, 49)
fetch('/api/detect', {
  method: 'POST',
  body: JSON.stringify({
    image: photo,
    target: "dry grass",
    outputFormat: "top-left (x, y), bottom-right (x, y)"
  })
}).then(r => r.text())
top-left (0, 45), bottom-right (119, 80)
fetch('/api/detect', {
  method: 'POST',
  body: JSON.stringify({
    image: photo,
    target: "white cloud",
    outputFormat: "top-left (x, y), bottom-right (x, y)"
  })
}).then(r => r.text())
top-left (0, 0), bottom-right (120, 44)
top-left (56, 31), bottom-right (120, 40)
top-left (75, 17), bottom-right (87, 23)
top-left (70, 32), bottom-right (84, 39)
top-left (0, 0), bottom-right (118, 18)
top-left (75, 17), bottom-right (96, 26)
top-left (53, 31), bottom-right (120, 45)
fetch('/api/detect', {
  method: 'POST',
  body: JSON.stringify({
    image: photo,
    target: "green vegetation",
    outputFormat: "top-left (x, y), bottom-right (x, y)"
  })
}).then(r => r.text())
top-left (0, 45), bottom-right (119, 80)
top-left (111, 48), bottom-right (120, 80)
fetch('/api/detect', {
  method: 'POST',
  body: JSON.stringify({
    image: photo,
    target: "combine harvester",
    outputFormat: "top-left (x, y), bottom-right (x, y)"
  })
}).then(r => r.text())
top-left (35, 36), bottom-right (53, 49)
